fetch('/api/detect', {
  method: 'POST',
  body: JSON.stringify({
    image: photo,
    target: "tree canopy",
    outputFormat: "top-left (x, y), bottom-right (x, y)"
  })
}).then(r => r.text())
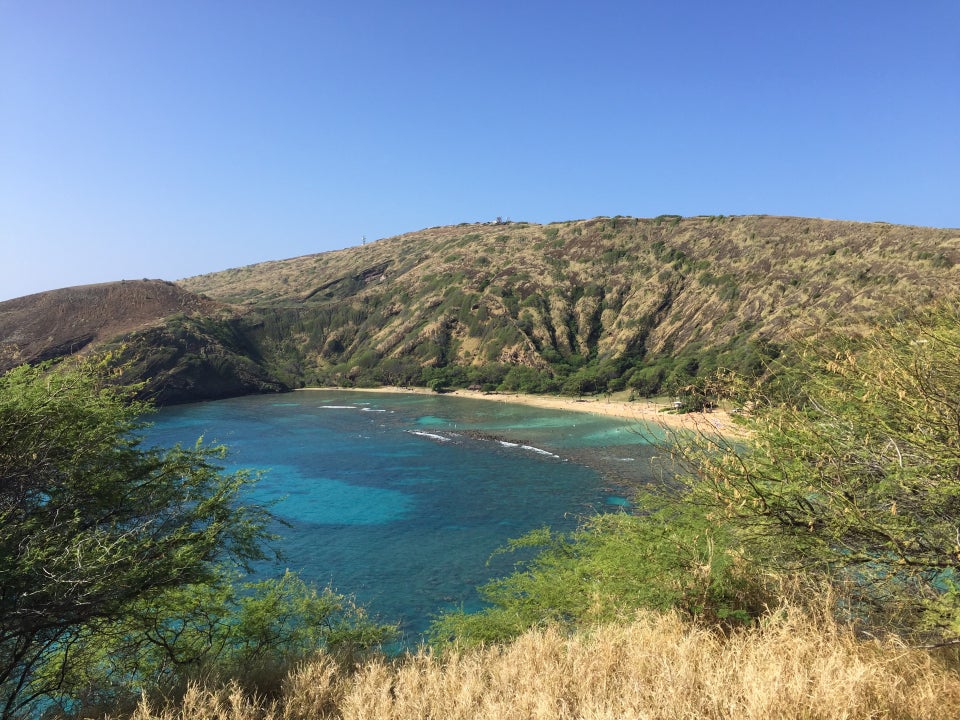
top-left (428, 508), bottom-right (764, 648)
top-left (0, 360), bottom-right (391, 718)
top-left (680, 304), bottom-right (960, 638)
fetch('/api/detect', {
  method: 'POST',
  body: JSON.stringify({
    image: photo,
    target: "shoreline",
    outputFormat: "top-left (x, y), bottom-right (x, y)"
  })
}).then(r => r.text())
top-left (298, 386), bottom-right (740, 437)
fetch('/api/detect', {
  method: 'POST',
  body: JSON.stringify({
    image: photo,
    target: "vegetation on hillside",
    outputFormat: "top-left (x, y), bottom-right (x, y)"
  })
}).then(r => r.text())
top-left (106, 313), bottom-right (289, 404)
top-left (177, 215), bottom-right (959, 399)
top-left (3, 216), bottom-right (957, 405)
top-left (0, 281), bottom-right (221, 374)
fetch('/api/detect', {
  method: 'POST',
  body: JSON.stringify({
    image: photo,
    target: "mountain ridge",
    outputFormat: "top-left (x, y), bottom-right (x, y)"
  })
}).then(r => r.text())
top-left (3, 215), bottom-right (958, 402)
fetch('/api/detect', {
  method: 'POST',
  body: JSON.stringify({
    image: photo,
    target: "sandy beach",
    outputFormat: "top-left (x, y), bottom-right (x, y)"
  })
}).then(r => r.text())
top-left (301, 386), bottom-right (740, 437)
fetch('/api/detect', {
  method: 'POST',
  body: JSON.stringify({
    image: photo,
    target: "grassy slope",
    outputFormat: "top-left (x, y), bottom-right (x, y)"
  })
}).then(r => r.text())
top-left (3, 215), bottom-right (957, 401)
top-left (0, 280), bottom-right (221, 371)
top-left (179, 215), bottom-right (960, 389)
top-left (125, 606), bottom-right (960, 720)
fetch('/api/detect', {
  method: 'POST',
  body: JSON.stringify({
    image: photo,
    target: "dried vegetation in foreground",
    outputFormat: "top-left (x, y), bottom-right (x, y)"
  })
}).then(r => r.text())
top-left (122, 605), bottom-right (960, 720)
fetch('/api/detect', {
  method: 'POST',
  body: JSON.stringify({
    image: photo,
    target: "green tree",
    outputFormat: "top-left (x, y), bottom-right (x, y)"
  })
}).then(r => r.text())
top-left (499, 365), bottom-right (550, 393)
top-left (37, 570), bottom-right (392, 714)
top-left (0, 360), bottom-right (268, 717)
top-left (0, 360), bottom-right (391, 718)
top-left (680, 305), bottom-right (960, 639)
top-left (627, 363), bottom-right (667, 397)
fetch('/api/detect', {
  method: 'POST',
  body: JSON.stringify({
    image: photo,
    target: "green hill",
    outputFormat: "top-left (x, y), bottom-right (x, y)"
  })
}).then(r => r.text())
top-left (3, 215), bottom-right (958, 402)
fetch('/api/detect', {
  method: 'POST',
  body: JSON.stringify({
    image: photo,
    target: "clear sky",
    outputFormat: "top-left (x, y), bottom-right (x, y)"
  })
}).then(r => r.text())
top-left (2, 1), bottom-right (958, 301)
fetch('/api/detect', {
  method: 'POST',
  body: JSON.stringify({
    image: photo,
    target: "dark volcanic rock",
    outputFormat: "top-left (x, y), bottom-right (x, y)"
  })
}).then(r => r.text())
top-left (112, 319), bottom-right (289, 405)
top-left (0, 280), bottom-right (218, 371)
top-left (0, 279), bottom-right (288, 405)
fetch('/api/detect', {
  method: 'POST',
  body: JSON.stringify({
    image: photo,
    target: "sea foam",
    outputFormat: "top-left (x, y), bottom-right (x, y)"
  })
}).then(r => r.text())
top-left (407, 430), bottom-right (452, 442)
top-left (496, 438), bottom-right (559, 458)
top-left (519, 444), bottom-right (560, 458)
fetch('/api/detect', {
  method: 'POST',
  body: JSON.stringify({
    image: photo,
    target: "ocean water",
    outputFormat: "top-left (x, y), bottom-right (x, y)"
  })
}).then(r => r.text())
top-left (142, 391), bottom-right (664, 642)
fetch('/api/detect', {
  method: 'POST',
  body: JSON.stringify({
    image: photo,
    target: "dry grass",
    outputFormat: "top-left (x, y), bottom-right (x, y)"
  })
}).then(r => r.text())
top-left (174, 216), bottom-right (960, 387)
top-left (122, 605), bottom-right (960, 720)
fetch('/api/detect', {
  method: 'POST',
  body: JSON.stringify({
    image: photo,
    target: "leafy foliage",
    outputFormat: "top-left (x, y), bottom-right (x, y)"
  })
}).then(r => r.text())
top-left (38, 571), bottom-right (393, 714)
top-left (429, 502), bottom-right (764, 648)
top-left (0, 360), bottom-right (390, 718)
top-left (680, 304), bottom-right (960, 638)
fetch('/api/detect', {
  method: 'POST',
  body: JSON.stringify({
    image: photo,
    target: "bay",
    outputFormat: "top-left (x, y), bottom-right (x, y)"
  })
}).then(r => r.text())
top-left (142, 390), bottom-right (663, 642)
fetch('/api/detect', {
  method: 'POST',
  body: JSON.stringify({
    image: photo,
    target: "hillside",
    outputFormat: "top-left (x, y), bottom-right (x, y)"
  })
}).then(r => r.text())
top-left (0, 280), bottom-right (217, 368)
top-left (3, 215), bottom-right (958, 403)
top-left (179, 215), bottom-right (960, 395)
top-left (0, 280), bottom-right (287, 403)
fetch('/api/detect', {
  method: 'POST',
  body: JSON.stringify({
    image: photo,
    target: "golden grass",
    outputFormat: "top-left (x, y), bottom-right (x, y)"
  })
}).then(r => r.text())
top-left (165, 216), bottom-right (960, 400)
top-left (122, 605), bottom-right (960, 720)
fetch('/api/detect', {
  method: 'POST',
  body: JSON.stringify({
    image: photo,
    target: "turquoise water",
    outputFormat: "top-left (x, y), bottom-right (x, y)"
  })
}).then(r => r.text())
top-left (143, 391), bottom-right (662, 642)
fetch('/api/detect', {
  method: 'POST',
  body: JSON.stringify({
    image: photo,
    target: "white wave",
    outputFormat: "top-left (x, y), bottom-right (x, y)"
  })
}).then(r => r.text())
top-left (490, 438), bottom-right (559, 458)
top-left (408, 430), bottom-right (452, 442)
top-left (361, 407), bottom-right (388, 412)
top-left (318, 405), bottom-right (358, 409)
top-left (519, 444), bottom-right (560, 458)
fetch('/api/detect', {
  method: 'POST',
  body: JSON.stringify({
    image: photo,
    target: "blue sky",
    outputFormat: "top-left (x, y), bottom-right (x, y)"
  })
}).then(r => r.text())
top-left (2, 1), bottom-right (958, 301)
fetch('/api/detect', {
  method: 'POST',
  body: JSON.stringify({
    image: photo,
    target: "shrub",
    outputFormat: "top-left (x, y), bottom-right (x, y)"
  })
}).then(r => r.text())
top-left (679, 304), bottom-right (960, 640)
top-left (429, 503), bottom-right (764, 648)
top-left (0, 360), bottom-right (391, 718)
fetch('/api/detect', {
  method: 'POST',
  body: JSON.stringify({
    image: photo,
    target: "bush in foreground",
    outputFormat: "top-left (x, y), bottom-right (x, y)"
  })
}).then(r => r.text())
top-left (677, 304), bottom-right (960, 640)
top-left (428, 506), bottom-right (766, 648)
